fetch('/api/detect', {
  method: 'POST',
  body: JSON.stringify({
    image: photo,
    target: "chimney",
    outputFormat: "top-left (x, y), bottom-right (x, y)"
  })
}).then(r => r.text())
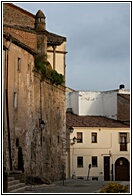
top-left (119, 84), bottom-right (125, 89)
top-left (35, 10), bottom-right (46, 32)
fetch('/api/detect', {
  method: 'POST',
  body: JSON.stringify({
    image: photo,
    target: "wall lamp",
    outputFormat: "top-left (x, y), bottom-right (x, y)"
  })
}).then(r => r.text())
top-left (73, 136), bottom-right (77, 143)
top-left (71, 136), bottom-right (77, 145)
top-left (69, 126), bottom-right (74, 133)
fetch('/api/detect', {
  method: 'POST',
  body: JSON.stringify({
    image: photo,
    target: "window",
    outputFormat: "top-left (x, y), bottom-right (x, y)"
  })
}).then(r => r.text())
top-left (77, 157), bottom-right (83, 168)
top-left (92, 133), bottom-right (97, 143)
top-left (77, 132), bottom-right (83, 143)
top-left (13, 92), bottom-right (17, 109)
top-left (119, 133), bottom-right (127, 151)
top-left (57, 136), bottom-right (59, 144)
top-left (92, 156), bottom-right (97, 167)
top-left (18, 58), bottom-right (21, 71)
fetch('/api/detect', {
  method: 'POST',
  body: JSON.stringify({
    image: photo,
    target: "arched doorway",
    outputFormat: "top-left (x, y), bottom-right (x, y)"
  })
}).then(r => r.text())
top-left (115, 157), bottom-right (129, 181)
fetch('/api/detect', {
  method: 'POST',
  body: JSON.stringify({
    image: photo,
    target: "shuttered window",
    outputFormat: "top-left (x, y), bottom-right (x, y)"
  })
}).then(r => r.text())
top-left (119, 133), bottom-right (127, 151)
top-left (77, 132), bottom-right (83, 143)
top-left (92, 133), bottom-right (97, 143)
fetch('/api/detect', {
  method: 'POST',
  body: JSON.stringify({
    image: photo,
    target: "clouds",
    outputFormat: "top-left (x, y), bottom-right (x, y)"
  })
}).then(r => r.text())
top-left (14, 2), bottom-right (130, 91)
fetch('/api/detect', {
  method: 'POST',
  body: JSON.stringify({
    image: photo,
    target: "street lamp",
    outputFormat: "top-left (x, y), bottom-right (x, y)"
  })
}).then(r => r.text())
top-left (40, 120), bottom-right (45, 129)
top-left (39, 119), bottom-right (45, 146)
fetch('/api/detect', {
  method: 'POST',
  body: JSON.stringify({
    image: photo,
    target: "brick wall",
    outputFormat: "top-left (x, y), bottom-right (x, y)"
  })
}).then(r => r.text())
top-left (4, 26), bottom-right (37, 50)
top-left (3, 3), bottom-right (34, 28)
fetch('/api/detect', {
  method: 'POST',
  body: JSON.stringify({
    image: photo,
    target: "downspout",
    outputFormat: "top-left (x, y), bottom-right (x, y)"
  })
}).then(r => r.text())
top-left (53, 46), bottom-right (56, 70)
top-left (6, 39), bottom-right (12, 171)
top-left (40, 80), bottom-right (42, 146)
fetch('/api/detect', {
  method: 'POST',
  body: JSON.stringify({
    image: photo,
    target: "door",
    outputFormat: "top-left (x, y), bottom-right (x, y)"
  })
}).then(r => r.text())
top-left (104, 156), bottom-right (110, 181)
top-left (115, 157), bottom-right (129, 181)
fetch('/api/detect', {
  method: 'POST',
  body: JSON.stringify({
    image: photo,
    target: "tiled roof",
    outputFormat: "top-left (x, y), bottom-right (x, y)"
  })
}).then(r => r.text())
top-left (66, 113), bottom-right (130, 128)
top-left (4, 24), bottom-right (66, 46)
top-left (46, 31), bottom-right (66, 45)
top-left (4, 3), bottom-right (66, 46)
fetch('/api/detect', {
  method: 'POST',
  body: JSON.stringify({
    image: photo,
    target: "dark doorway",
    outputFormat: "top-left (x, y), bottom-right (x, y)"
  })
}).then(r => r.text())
top-left (115, 157), bottom-right (129, 181)
top-left (104, 156), bottom-right (110, 181)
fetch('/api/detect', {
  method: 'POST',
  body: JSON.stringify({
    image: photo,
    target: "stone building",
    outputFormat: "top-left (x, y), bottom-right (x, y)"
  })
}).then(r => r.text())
top-left (3, 3), bottom-right (67, 181)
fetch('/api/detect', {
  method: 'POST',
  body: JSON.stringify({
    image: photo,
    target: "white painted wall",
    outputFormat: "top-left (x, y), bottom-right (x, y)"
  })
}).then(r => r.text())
top-left (79, 91), bottom-right (103, 116)
top-left (66, 91), bottom-right (79, 115)
top-left (66, 89), bottom-right (129, 119)
top-left (68, 127), bottom-right (130, 180)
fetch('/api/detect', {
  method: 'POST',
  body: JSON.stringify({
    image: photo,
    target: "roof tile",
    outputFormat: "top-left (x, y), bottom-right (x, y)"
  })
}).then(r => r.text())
top-left (66, 113), bottom-right (129, 128)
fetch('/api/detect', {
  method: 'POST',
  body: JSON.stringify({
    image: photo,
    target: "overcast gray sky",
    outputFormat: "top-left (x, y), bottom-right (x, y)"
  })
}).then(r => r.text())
top-left (14, 2), bottom-right (130, 91)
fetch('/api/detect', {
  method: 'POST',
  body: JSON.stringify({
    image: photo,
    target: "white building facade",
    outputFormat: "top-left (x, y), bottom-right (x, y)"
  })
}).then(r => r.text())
top-left (66, 113), bottom-right (130, 181)
top-left (66, 86), bottom-right (130, 120)
top-left (66, 86), bottom-right (130, 181)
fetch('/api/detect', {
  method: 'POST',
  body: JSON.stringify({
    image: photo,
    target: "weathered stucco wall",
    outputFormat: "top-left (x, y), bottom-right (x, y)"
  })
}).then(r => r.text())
top-left (3, 3), bottom-right (67, 181)
top-left (3, 41), bottom-right (35, 171)
top-left (3, 41), bottom-right (66, 181)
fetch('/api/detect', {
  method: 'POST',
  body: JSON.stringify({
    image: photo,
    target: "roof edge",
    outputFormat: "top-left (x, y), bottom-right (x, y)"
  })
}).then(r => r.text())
top-left (3, 3), bottom-right (35, 18)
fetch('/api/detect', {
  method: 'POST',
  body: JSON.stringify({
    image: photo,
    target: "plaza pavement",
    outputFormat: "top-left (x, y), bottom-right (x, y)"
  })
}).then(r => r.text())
top-left (25, 179), bottom-right (130, 194)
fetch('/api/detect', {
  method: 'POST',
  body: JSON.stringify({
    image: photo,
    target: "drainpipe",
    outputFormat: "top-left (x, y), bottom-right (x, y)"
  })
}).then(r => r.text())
top-left (39, 80), bottom-right (42, 146)
top-left (6, 39), bottom-right (12, 171)
top-left (53, 46), bottom-right (56, 70)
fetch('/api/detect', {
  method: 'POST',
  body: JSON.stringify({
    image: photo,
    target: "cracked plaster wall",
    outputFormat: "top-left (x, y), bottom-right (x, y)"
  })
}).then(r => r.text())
top-left (3, 41), bottom-right (66, 181)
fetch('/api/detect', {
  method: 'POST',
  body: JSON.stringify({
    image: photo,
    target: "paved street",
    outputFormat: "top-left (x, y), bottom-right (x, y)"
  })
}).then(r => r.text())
top-left (25, 179), bottom-right (130, 194)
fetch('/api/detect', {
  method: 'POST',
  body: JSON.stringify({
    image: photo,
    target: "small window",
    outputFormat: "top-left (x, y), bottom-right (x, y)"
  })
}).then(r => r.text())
top-left (77, 157), bottom-right (83, 168)
top-left (18, 58), bottom-right (21, 71)
top-left (28, 64), bottom-right (30, 71)
top-left (92, 156), bottom-right (97, 167)
top-left (13, 92), bottom-right (17, 109)
top-left (57, 136), bottom-right (59, 144)
top-left (92, 133), bottom-right (97, 143)
top-left (77, 132), bottom-right (83, 143)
